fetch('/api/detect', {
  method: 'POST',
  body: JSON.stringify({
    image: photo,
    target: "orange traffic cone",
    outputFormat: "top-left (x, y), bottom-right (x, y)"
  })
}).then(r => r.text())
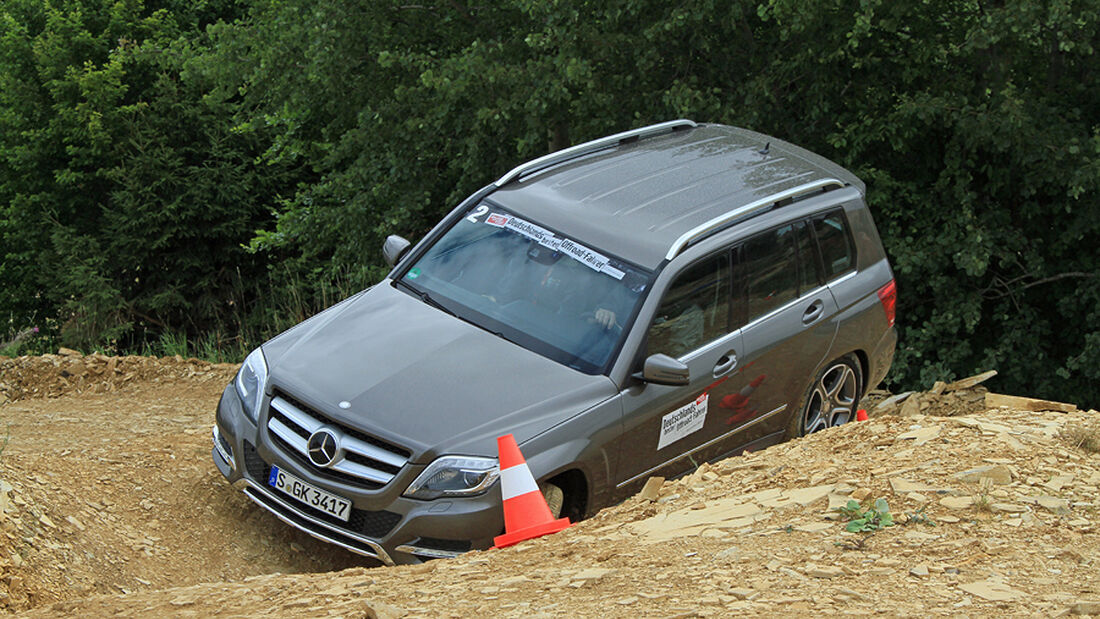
top-left (856, 408), bottom-right (869, 421)
top-left (493, 434), bottom-right (571, 549)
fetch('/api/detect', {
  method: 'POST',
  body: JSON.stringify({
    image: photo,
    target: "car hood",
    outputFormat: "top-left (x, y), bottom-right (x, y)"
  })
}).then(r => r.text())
top-left (262, 281), bottom-right (618, 462)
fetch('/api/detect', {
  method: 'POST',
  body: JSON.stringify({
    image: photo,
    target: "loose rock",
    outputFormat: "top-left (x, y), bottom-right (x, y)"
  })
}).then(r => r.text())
top-left (954, 465), bottom-right (1012, 484)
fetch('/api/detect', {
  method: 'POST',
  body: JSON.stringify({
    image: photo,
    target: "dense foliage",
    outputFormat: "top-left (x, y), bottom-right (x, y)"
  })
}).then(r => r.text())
top-left (0, 0), bottom-right (306, 353)
top-left (1, 0), bottom-right (1098, 405)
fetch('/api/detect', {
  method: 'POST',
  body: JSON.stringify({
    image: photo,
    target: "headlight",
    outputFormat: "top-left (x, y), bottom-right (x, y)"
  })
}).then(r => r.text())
top-left (234, 347), bottom-right (268, 424)
top-left (403, 456), bottom-right (499, 500)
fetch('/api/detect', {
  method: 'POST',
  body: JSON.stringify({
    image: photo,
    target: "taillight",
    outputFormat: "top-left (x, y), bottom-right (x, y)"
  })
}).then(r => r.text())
top-left (877, 279), bottom-right (897, 327)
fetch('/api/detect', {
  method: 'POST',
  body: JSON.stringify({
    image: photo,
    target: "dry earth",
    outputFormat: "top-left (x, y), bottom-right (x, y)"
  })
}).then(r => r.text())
top-left (1, 352), bottom-right (1098, 617)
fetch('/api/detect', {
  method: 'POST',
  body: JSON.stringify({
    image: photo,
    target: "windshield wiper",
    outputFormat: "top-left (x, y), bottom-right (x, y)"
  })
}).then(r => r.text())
top-left (396, 279), bottom-right (456, 317)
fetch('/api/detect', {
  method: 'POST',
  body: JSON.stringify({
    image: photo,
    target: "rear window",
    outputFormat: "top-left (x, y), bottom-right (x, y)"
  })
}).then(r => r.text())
top-left (812, 210), bottom-right (856, 279)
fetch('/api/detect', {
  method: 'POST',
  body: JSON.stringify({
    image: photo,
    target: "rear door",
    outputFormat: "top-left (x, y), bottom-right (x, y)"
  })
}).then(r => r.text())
top-left (731, 221), bottom-right (839, 438)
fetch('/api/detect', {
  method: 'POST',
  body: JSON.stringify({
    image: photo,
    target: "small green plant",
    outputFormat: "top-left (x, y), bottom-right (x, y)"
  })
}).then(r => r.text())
top-left (836, 498), bottom-right (895, 532)
top-left (973, 494), bottom-right (993, 512)
top-left (973, 478), bottom-right (994, 512)
top-left (904, 506), bottom-right (937, 527)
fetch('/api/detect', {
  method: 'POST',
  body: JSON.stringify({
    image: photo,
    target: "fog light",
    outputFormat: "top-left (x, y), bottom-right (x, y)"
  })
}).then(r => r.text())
top-left (213, 425), bottom-right (235, 468)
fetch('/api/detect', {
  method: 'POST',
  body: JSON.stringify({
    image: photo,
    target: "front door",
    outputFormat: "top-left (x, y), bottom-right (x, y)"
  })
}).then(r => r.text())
top-left (615, 251), bottom-right (751, 489)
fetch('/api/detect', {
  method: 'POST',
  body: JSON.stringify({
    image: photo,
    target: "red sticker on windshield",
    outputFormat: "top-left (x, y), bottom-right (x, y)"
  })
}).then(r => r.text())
top-left (486, 213), bottom-right (509, 227)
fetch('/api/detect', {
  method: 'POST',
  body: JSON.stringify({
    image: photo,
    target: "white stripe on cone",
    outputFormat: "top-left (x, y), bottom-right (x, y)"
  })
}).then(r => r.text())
top-left (499, 462), bottom-right (540, 500)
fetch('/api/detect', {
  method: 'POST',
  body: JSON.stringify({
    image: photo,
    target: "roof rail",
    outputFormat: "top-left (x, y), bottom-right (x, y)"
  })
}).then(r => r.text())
top-left (664, 177), bottom-right (845, 260)
top-left (494, 119), bottom-right (697, 187)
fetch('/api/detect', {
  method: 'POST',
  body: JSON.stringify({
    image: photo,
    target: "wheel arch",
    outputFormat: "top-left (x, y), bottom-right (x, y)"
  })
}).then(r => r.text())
top-left (543, 469), bottom-right (589, 522)
top-left (521, 436), bottom-right (604, 521)
top-left (850, 348), bottom-right (870, 397)
top-left (786, 351), bottom-right (865, 439)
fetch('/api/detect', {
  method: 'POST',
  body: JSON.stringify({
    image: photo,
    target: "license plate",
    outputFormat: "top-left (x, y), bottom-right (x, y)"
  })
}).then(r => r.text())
top-left (268, 465), bottom-right (352, 522)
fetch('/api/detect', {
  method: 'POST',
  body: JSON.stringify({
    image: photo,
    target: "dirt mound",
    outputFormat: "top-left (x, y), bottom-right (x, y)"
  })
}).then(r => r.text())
top-left (0, 352), bottom-right (237, 403)
top-left (0, 373), bottom-right (358, 614)
top-left (3, 361), bottom-right (1097, 617)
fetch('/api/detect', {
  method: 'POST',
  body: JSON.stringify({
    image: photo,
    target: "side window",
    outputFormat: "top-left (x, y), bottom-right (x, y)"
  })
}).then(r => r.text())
top-left (744, 224), bottom-right (799, 321)
top-left (812, 209), bottom-right (855, 279)
top-left (794, 220), bottom-right (821, 293)
top-left (647, 254), bottom-right (730, 358)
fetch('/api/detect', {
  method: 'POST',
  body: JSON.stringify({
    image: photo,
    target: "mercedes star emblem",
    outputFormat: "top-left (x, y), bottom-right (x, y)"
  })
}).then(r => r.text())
top-left (306, 429), bottom-right (339, 467)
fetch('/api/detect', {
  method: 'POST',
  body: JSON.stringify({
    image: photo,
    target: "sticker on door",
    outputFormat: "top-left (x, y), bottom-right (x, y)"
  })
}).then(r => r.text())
top-left (657, 393), bottom-right (709, 450)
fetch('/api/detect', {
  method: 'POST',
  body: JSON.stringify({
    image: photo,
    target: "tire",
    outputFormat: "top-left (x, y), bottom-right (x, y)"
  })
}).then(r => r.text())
top-left (540, 481), bottom-right (565, 519)
top-left (787, 354), bottom-right (863, 438)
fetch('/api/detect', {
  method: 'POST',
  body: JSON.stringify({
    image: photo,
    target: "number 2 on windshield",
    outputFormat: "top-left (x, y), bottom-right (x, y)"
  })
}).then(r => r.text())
top-left (466, 205), bottom-right (489, 223)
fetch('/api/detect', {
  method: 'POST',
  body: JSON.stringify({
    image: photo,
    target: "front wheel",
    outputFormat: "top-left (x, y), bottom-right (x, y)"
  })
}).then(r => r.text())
top-left (787, 355), bottom-right (863, 438)
top-left (540, 481), bottom-right (564, 519)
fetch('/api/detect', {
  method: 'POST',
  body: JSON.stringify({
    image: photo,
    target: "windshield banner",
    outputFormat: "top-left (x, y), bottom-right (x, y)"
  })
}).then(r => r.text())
top-left (559, 238), bottom-right (609, 274)
top-left (486, 212), bottom-right (625, 280)
top-left (504, 217), bottom-right (558, 248)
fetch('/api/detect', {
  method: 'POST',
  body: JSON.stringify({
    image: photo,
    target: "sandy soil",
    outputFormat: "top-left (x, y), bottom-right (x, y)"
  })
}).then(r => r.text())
top-left (0, 353), bottom-right (1098, 617)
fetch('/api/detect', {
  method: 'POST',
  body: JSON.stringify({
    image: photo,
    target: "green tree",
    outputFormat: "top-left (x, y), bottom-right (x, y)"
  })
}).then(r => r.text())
top-left (0, 0), bottom-right (291, 350)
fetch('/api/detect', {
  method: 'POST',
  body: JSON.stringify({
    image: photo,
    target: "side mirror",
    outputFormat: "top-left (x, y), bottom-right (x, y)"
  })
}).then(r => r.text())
top-left (382, 235), bottom-right (412, 266)
top-left (638, 353), bottom-right (690, 386)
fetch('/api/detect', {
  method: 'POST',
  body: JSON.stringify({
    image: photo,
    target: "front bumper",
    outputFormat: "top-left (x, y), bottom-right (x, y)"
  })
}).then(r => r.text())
top-left (212, 384), bottom-right (503, 565)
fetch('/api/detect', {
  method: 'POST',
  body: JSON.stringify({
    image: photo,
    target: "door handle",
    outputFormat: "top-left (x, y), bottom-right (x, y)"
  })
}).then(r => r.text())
top-left (802, 299), bottom-right (825, 325)
top-left (713, 350), bottom-right (738, 377)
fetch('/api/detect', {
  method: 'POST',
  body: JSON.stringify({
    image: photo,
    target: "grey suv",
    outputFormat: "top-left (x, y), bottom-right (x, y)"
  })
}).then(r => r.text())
top-left (212, 120), bottom-right (897, 564)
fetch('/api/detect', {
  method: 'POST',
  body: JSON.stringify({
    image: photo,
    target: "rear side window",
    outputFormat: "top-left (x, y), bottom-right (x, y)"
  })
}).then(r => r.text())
top-left (648, 254), bottom-right (730, 358)
top-left (744, 224), bottom-right (799, 321)
top-left (813, 210), bottom-right (855, 279)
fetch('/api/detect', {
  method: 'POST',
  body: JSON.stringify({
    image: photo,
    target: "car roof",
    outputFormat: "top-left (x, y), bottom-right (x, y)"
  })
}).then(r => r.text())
top-left (488, 123), bottom-right (864, 270)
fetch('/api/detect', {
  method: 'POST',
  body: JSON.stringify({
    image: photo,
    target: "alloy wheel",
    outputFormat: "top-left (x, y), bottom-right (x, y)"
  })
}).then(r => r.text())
top-left (802, 362), bottom-right (859, 434)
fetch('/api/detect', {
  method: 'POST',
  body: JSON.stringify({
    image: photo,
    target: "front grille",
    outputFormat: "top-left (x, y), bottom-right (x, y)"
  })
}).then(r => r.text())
top-left (265, 390), bottom-right (410, 489)
top-left (269, 424), bottom-right (383, 489)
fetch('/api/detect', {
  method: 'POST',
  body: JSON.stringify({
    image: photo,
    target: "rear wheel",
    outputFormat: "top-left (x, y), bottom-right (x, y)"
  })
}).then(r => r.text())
top-left (788, 355), bottom-right (863, 438)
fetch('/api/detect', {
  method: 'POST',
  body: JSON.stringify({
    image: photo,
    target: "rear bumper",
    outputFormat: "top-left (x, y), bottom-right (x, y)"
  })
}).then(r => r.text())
top-left (867, 325), bottom-right (897, 391)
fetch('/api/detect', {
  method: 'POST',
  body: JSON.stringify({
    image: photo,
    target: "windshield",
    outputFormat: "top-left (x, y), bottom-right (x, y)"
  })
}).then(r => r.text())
top-left (396, 203), bottom-right (652, 374)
